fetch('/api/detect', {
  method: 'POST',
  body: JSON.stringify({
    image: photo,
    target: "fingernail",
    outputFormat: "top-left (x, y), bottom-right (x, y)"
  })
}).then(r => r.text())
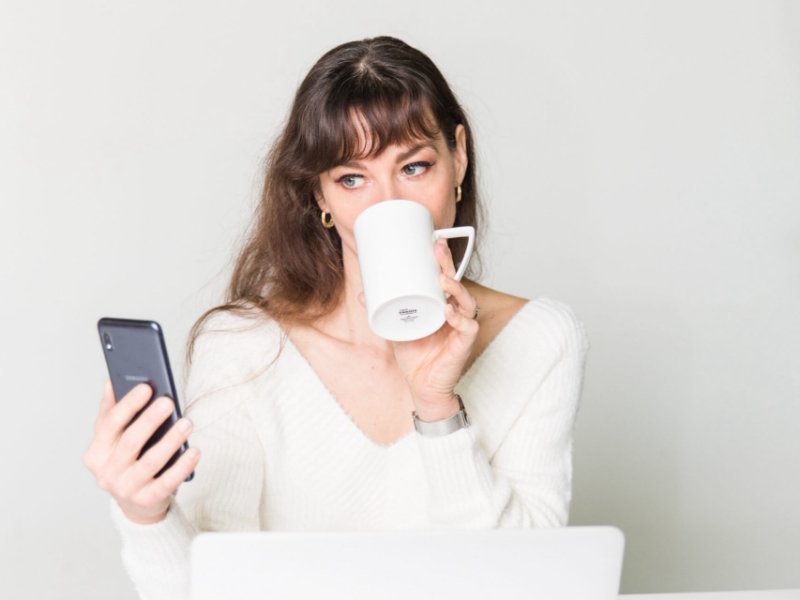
top-left (157, 397), bottom-right (173, 413)
top-left (176, 418), bottom-right (192, 433)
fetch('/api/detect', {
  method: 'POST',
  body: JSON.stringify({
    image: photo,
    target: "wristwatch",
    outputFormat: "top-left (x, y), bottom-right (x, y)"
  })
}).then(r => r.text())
top-left (412, 394), bottom-right (470, 437)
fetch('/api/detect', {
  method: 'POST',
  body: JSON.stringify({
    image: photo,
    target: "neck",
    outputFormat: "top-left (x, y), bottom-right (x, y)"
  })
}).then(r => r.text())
top-left (320, 250), bottom-right (392, 348)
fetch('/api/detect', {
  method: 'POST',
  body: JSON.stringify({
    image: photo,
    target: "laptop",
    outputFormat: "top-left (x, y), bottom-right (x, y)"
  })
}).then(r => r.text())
top-left (191, 526), bottom-right (625, 600)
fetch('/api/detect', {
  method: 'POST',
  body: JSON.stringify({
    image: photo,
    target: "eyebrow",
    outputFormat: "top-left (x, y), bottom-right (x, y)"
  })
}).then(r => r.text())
top-left (396, 142), bottom-right (439, 163)
top-left (336, 142), bottom-right (439, 170)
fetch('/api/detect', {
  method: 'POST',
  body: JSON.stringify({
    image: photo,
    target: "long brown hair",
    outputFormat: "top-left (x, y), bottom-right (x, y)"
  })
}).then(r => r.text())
top-left (188, 36), bottom-right (483, 358)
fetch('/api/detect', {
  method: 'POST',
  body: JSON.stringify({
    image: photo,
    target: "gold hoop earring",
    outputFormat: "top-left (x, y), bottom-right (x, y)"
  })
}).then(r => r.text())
top-left (321, 211), bottom-right (334, 229)
top-left (455, 184), bottom-right (462, 203)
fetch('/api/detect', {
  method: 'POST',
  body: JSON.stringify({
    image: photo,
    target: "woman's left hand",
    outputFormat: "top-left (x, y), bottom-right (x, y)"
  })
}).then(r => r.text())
top-left (392, 238), bottom-right (480, 421)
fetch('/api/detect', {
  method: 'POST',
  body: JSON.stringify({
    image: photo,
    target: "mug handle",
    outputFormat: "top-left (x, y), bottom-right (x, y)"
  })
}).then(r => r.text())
top-left (433, 226), bottom-right (475, 282)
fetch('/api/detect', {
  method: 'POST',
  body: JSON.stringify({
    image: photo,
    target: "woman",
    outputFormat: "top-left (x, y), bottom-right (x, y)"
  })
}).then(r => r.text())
top-left (84, 37), bottom-right (588, 600)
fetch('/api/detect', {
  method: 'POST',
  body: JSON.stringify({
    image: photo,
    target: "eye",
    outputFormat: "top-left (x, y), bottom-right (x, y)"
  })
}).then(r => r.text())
top-left (336, 174), bottom-right (365, 189)
top-left (402, 161), bottom-right (432, 176)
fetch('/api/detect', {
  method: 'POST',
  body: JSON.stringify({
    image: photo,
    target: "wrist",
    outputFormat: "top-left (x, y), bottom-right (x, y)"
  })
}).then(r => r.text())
top-left (413, 394), bottom-right (470, 437)
top-left (119, 503), bottom-right (169, 525)
top-left (411, 394), bottom-right (461, 423)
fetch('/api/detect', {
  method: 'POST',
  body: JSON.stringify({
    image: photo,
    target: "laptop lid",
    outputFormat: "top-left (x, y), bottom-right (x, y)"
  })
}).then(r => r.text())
top-left (191, 526), bottom-right (625, 600)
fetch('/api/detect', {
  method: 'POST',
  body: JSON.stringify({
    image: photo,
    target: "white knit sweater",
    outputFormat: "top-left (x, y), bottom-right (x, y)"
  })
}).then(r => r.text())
top-left (110, 297), bottom-right (588, 600)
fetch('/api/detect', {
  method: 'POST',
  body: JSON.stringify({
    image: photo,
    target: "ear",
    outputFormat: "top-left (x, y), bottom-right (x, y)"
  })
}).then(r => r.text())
top-left (453, 124), bottom-right (468, 185)
top-left (314, 179), bottom-right (329, 212)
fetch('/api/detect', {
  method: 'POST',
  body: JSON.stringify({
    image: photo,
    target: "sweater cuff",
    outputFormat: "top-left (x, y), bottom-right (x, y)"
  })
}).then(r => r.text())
top-left (110, 498), bottom-right (198, 600)
top-left (415, 423), bottom-right (511, 527)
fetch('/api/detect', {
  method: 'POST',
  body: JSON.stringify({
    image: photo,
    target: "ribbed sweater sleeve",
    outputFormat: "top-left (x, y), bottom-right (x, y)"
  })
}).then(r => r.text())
top-left (416, 298), bottom-right (588, 528)
top-left (110, 313), bottom-right (267, 600)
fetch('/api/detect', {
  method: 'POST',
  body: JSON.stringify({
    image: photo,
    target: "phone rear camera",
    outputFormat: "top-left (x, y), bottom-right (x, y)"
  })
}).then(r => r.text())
top-left (103, 332), bottom-right (113, 351)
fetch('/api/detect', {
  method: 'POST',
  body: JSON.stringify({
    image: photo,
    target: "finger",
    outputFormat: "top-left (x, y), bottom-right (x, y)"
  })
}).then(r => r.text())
top-left (434, 238), bottom-right (457, 279)
top-left (439, 273), bottom-right (477, 317)
top-left (85, 381), bottom-right (121, 474)
top-left (99, 380), bottom-right (116, 417)
top-left (139, 446), bottom-right (200, 505)
top-left (130, 417), bottom-right (194, 485)
top-left (112, 395), bottom-right (175, 466)
top-left (444, 302), bottom-right (480, 348)
top-left (93, 383), bottom-right (153, 450)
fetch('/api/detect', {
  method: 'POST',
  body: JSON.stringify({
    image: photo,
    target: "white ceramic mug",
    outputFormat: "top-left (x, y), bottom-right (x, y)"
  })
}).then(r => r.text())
top-left (353, 200), bottom-right (475, 342)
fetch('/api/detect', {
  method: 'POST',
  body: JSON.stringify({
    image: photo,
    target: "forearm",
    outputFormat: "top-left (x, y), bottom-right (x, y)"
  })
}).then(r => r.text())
top-left (416, 425), bottom-right (570, 528)
top-left (111, 498), bottom-right (198, 600)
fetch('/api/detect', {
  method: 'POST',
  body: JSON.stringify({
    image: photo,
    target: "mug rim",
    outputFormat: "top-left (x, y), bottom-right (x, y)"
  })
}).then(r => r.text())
top-left (353, 199), bottom-right (431, 232)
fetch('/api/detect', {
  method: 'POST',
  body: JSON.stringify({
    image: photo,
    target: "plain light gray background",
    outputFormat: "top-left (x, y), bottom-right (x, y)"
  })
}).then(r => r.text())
top-left (1, 1), bottom-right (798, 598)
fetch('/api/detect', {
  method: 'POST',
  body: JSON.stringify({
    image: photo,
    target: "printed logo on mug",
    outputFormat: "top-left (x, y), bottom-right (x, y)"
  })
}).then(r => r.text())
top-left (354, 200), bottom-right (475, 342)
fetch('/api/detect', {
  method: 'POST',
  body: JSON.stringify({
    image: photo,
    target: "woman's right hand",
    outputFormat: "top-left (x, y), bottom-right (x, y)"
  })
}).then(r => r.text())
top-left (83, 380), bottom-right (201, 525)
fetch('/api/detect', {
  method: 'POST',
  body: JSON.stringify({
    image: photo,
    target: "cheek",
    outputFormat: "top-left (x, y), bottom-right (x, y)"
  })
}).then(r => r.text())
top-left (318, 185), bottom-right (364, 236)
top-left (429, 180), bottom-right (457, 229)
top-left (318, 177), bottom-right (337, 207)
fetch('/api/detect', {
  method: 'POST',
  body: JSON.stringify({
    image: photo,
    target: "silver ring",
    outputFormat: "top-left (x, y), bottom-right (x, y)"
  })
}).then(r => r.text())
top-left (472, 305), bottom-right (481, 320)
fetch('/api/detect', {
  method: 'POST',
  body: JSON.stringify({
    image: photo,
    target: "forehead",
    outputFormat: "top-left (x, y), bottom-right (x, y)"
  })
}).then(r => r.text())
top-left (331, 106), bottom-right (443, 166)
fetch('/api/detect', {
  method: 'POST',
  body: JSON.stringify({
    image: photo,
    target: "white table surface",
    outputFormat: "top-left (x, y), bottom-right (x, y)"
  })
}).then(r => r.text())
top-left (622, 591), bottom-right (800, 600)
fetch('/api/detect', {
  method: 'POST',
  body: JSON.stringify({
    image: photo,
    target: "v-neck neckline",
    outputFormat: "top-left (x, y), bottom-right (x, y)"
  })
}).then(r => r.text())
top-left (280, 300), bottom-right (533, 450)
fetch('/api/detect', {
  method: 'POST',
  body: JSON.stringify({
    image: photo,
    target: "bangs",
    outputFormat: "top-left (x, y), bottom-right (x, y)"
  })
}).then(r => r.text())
top-left (304, 86), bottom-right (443, 174)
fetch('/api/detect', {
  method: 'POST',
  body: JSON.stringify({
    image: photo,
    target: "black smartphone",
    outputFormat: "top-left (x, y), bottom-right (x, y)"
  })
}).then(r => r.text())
top-left (97, 318), bottom-right (194, 482)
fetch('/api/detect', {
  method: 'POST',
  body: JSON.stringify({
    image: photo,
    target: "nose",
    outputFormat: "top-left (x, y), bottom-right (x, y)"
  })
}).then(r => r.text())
top-left (374, 178), bottom-right (403, 202)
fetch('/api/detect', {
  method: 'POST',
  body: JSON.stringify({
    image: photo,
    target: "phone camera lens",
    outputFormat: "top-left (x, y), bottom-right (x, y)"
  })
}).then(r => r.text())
top-left (103, 332), bottom-right (113, 351)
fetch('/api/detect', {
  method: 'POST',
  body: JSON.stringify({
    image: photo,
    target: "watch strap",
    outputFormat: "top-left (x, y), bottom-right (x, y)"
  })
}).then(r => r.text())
top-left (413, 394), bottom-right (470, 437)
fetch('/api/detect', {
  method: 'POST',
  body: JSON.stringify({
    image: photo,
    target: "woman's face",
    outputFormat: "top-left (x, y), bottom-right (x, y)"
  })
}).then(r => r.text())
top-left (316, 124), bottom-right (468, 261)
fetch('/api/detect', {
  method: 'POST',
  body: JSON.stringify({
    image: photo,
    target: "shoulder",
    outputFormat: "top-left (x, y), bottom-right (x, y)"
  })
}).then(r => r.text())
top-left (517, 297), bottom-right (589, 360)
top-left (190, 306), bottom-right (283, 364)
top-left (465, 282), bottom-right (588, 365)
top-left (185, 306), bottom-right (285, 414)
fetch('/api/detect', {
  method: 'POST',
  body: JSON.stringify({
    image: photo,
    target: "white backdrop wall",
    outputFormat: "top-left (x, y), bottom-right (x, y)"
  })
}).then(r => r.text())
top-left (1, 1), bottom-right (798, 598)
